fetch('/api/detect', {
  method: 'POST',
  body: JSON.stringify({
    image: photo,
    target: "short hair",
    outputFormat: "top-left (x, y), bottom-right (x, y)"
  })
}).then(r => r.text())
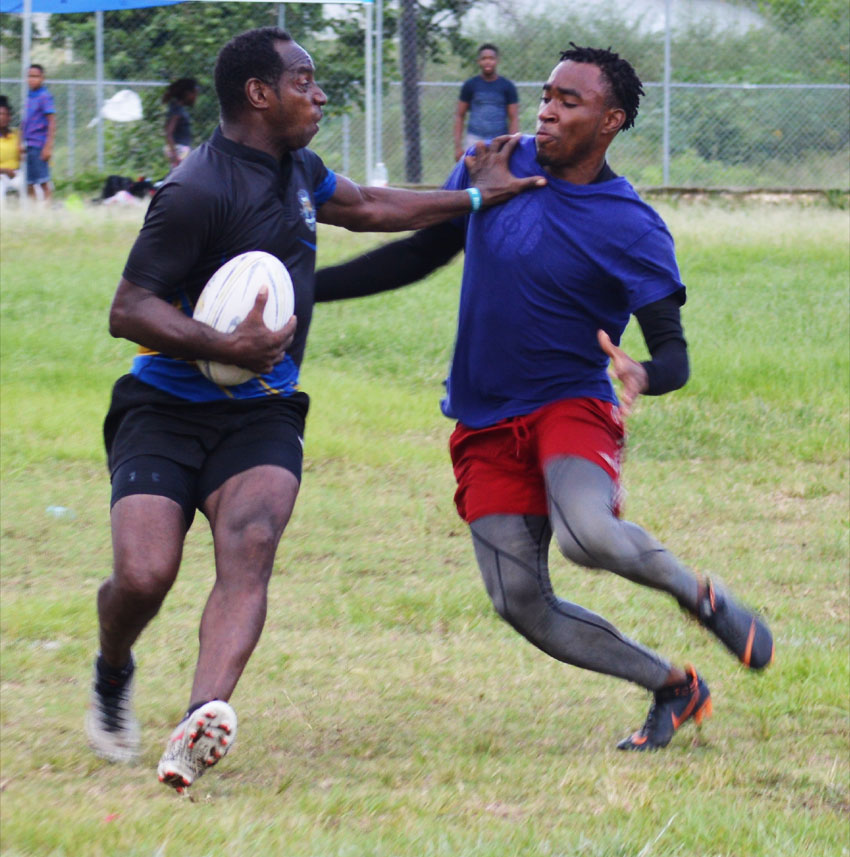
top-left (559, 43), bottom-right (644, 131)
top-left (29, 63), bottom-right (44, 73)
top-left (477, 43), bottom-right (499, 57)
top-left (214, 27), bottom-right (292, 122)
top-left (162, 77), bottom-right (198, 105)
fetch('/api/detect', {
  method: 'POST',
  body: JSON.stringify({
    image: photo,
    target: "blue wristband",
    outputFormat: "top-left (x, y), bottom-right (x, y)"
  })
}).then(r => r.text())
top-left (466, 187), bottom-right (482, 212)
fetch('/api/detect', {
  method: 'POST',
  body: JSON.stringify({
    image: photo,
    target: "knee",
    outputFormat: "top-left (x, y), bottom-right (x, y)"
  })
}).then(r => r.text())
top-left (215, 517), bottom-right (281, 589)
top-left (233, 518), bottom-right (280, 564)
top-left (552, 512), bottom-right (629, 571)
top-left (481, 569), bottom-right (546, 632)
top-left (109, 553), bottom-right (177, 602)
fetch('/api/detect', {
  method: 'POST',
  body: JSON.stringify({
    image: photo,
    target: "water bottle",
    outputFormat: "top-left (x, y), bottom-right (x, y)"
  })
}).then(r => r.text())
top-left (371, 162), bottom-right (388, 187)
top-left (46, 505), bottom-right (76, 520)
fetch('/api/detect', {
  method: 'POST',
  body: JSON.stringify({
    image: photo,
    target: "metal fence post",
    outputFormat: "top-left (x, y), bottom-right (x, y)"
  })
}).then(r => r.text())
top-left (663, 0), bottom-right (672, 187)
top-left (375, 0), bottom-right (383, 167)
top-left (67, 82), bottom-right (75, 177)
top-left (95, 9), bottom-right (104, 172)
top-left (343, 112), bottom-right (350, 176)
top-left (19, 0), bottom-right (31, 204)
top-left (364, 1), bottom-right (373, 182)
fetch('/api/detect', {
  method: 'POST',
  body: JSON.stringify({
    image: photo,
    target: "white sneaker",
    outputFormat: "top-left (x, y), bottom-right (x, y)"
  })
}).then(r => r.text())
top-left (85, 654), bottom-right (141, 763)
top-left (156, 700), bottom-right (237, 792)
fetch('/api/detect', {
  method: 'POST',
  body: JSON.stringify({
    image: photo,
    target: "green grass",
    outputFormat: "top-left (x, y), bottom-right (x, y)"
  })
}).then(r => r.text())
top-left (0, 201), bottom-right (848, 857)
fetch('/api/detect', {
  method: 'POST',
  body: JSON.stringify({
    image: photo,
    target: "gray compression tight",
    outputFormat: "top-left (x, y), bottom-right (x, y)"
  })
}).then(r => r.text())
top-left (469, 456), bottom-right (700, 691)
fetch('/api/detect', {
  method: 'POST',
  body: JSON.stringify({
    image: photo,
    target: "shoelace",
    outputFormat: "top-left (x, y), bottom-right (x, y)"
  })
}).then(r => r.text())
top-left (640, 699), bottom-right (660, 734)
top-left (94, 673), bottom-right (132, 731)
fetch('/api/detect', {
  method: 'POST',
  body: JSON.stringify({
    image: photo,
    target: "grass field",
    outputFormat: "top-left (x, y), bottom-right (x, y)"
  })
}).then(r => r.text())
top-left (0, 200), bottom-right (848, 857)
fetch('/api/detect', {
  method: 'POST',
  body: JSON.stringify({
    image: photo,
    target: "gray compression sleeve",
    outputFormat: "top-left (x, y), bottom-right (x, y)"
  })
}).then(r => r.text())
top-left (470, 514), bottom-right (672, 690)
top-left (544, 456), bottom-right (699, 612)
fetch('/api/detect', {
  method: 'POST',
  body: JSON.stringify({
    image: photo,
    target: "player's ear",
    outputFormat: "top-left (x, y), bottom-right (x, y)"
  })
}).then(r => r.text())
top-left (603, 107), bottom-right (626, 136)
top-left (245, 77), bottom-right (272, 111)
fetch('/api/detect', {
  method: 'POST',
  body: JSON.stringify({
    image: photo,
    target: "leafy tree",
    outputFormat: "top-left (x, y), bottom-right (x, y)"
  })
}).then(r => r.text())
top-left (754, 0), bottom-right (848, 27)
top-left (8, 1), bottom-right (477, 180)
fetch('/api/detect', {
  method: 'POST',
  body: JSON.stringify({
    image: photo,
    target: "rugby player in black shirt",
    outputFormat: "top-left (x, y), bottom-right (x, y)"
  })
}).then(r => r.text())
top-left (85, 26), bottom-right (544, 793)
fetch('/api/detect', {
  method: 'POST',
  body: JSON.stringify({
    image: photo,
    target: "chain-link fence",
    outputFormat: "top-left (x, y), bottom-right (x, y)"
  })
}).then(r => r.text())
top-left (1, 0), bottom-right (847, 192)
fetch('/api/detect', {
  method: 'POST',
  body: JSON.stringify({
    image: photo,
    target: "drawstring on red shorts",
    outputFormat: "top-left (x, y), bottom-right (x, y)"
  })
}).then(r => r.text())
top-left (510, 418), bottom-right (531, 458)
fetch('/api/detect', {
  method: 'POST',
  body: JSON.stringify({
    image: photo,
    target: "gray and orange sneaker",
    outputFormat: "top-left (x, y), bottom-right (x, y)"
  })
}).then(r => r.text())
top-left (698, 578), bottom-right (774, 670)
top-left (157, 700), bottom-right (237, 793)
top-left (618, 665), bottom-right (712, 751)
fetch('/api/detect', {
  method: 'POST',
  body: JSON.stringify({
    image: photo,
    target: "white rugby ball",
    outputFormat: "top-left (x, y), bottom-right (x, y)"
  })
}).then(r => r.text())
top-left (193, 251), bottom-right (294, 386)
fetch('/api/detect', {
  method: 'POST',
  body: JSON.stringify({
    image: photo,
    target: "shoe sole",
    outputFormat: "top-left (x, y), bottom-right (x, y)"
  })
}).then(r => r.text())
top-left (157, 702), bottom-right (236, 792)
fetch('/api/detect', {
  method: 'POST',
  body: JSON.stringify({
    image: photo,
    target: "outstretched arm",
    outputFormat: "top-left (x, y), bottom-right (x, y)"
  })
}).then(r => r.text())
top-left (315, 222), bottom-right (464, 303)
top-left (317, 134), bottom-right (544, 232)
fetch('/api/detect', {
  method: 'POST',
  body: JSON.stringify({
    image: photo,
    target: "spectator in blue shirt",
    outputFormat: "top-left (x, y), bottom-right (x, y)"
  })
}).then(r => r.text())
top-left (454, 44), bottom-right (519, 161)
top-left (21, 63), bottom-right (55, 201)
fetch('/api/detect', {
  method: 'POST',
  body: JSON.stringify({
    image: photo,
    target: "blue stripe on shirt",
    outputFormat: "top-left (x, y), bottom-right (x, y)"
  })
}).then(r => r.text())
top-left (131, 353), bottom-right (300, 401)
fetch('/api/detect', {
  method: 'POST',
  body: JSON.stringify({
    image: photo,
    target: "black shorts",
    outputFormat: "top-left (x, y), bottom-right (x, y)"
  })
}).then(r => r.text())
top-left (104, 374), bottom-right (309, 525)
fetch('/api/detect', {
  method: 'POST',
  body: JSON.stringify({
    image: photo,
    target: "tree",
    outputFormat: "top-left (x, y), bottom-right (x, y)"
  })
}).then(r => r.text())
top-left (754, 0), bottom-right (848, 26)
top-left (393, 0), bottom-right (477, 182)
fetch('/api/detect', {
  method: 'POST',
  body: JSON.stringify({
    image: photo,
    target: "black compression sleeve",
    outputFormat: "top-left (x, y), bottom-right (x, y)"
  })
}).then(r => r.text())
top-left (315, 221), bottom-right (465, 303)
top-left (633, 294), bottom-right (690, 396)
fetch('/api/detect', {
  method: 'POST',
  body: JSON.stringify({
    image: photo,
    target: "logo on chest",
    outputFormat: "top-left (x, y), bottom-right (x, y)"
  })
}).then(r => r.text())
top-left (298, 189), bottom-right (316, 232)
top-left (484, 193), bottom-right (544, 259)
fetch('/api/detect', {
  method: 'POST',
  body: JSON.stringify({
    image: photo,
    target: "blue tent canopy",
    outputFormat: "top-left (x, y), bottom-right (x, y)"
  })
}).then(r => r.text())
top-left (3, 0), bottom-right (379, 182)
top-left (0, 0), bottom-right (182, 11)
top-left (0, 0), bottom-right (367, 8)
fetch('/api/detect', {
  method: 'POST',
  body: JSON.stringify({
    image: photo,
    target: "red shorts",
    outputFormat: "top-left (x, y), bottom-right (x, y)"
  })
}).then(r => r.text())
top-left (449, 398), bottom-right (625, 523)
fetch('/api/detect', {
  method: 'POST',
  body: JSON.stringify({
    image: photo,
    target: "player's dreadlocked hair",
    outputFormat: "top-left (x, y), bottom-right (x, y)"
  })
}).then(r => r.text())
top-left (559, 43), bottom-right (644, 131)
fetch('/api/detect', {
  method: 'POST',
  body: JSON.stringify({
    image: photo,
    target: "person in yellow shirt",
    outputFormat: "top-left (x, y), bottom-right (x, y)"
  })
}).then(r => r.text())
top-left (0, 96), bottom-right (23, 202)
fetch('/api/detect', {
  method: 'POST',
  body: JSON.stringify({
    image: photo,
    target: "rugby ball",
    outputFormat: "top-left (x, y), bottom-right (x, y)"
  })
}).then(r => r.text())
top-left (193, 251), bottom-right (294, 386)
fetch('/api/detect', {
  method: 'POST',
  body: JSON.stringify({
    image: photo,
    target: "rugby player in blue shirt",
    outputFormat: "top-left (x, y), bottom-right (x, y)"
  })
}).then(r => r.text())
top-left (316, 45), bottom-right (774, 752)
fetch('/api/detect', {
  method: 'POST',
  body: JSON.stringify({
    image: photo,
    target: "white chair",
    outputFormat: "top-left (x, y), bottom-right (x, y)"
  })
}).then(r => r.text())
top-left (0, 170), bottom-right (25, 205)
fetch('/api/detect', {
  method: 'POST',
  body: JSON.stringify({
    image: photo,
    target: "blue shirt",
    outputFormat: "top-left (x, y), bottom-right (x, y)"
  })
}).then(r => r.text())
top-left (23, 86), bottom-right (55, 148)
top-left (441, 135), bottom-right (685, 428)
top-left (459, 76), bottom-right (518, 138)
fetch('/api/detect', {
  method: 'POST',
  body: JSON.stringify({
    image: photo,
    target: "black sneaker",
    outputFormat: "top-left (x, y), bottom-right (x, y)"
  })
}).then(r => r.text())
top-left (85, 653), bottom-right (140, 763)
top-left (617, 665), bottom-right (712, 751)
top-left (698, 578), bottom-right (774, 670)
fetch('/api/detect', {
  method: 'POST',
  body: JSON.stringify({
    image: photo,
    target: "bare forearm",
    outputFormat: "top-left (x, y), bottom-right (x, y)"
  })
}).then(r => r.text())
top-left (320, 186), bottom-right (474, 232)
top-left (110, 283), bottom-right (234, 363)
top-left (507, 104), bottom-right (519, 136)
top-left (454, 114), bottom-right (464, 149)
top-left (164, 116), bottom-right (178, 149)
top-left (44, 115), bottom-right (56, 149)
